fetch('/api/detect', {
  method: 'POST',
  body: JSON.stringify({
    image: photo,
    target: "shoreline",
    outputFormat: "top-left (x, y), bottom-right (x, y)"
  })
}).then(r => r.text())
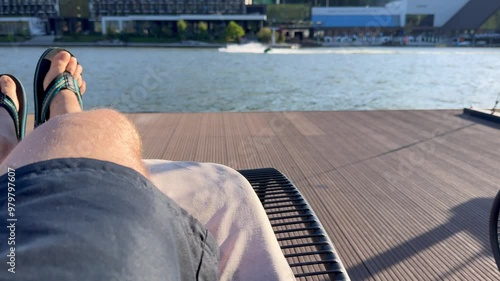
top-left (0, 41), bottom-right (225, 48)
top-left (1, 41), bottom-right (499, 49)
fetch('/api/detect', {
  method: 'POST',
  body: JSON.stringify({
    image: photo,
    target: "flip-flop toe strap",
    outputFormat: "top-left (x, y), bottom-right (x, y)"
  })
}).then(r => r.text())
top-left (0, 94), bottom-right (20, 139)
top-left (40, 71), bottom-right (82, 124)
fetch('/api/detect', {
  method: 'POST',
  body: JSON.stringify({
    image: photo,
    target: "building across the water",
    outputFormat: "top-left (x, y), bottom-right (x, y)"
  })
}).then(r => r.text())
top-left (0, 0), bottom-right (265, 36)
top-left (90, 0), bottom-right (245, 16)
top-left (0, 0), bottom-right (58, 35)
top-left (309, 0), bottom-right (500, 45)
top-left (311, 0), bottom-right (500, 31)
top-left (0, 0), bottom-right (500, 37)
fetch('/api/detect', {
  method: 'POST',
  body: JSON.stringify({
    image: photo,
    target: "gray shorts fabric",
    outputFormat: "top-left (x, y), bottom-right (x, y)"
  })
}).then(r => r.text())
top-left (0, 158), bottom-right (219, 281)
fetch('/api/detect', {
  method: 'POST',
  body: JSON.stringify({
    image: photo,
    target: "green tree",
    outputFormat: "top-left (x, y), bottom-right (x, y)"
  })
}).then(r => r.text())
top-left (199, 22), bottom-right (208, 33)
top-left (118, 32), bottom-right (129, 43)
top-left (161, 22), bottom-right (174, 38)
top-left (198, 21), bottom-right (208, 40)
top-left (6, 33), bottom-right (15, 42)
top-left (19, 25), bottom-right (30, 39)
top-left (177, 20), bottom-right (187, 40)
top-left (224, 21), bottom-right (245, 42)
top-left (277, 32), bottom-right (286, 43)
top-left (257, 27), bottom-right (272, 43)
top-left (106, 26), bottom-right (117, 40)
top-left (150, 22), bottom-right (161, 38)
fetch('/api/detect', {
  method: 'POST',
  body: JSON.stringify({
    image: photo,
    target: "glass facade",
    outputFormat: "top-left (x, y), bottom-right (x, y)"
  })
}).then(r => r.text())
top-left (313, 14), bottom-right (399, 27)
top-left (481, 9), bottom-right (500, 30)
top-left (406, 14), bottom-right (434, 28)
top-left (0, 0), bottom-right (57, 17)
top-left (89, 0), bottom-right (246, 18)
top-left (266, 4), bottom-right (310, 23)
top-left (0, 1), bottom-right (246, 18)
top-left (252, 0), bottom-right (275, 4)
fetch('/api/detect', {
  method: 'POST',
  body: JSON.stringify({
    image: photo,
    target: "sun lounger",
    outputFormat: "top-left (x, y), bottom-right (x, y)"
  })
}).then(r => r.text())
top-left (238, 168), bottom-right (351, 281)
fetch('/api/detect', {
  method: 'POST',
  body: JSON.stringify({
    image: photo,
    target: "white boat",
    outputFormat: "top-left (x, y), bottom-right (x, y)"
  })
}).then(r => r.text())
top-left (218, 43), bottom-right (269, 53)
top-left (218, 42), bottom-right (300, 53)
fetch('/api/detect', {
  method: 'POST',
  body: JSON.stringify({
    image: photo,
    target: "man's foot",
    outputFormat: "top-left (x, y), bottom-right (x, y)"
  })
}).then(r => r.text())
top-left (0, 75), bottom-right (19, 112)
top-left (0, 75), bottom-right (18, 140)
top-left (43, 51), bottom-right (86, 119)
top-left (0, 76), bottom-right (19, 160)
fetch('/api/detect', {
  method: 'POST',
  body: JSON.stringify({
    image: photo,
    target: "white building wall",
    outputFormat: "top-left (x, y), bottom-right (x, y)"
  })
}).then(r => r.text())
top-left (312, 3), bottom-right (406, 27)
top-left (406, 0), bottom-right (470, 27)
top-left (312, 5), bottom-right (404, 16)
top-left (311, 0), bottom-right (473, 28)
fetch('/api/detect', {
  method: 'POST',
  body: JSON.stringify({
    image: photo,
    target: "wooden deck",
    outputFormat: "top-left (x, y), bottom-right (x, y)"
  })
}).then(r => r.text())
top-left (125, 110), bottom-right (498, 280)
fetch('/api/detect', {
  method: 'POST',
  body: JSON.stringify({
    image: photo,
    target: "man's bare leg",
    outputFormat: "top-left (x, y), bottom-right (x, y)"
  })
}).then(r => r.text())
top-left (0, 51), bottom-right (216, 281)
top-left (0, 51), bottom-right (147, 177)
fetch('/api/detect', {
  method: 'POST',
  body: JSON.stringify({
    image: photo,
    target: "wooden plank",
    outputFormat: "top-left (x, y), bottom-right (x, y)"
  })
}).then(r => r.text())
top-left (282, 112), bottom-right (325, 136)
top-left (129, 113), bottom-right (182, 158)
top-left (337, 160), bottom-right (478, 281)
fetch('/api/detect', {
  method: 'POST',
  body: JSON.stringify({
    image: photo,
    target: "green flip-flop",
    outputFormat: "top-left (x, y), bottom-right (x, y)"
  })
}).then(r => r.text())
top-left (0, 74), bottom-right (27, 140)
top-left (33, 47), bottom-right (83, 128)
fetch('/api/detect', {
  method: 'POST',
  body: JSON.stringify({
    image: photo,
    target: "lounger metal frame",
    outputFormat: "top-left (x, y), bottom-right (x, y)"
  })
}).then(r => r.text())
top-left (239, 168), bottom-right (350, 281)
top-left (490, 190), bottom-right (500, 271)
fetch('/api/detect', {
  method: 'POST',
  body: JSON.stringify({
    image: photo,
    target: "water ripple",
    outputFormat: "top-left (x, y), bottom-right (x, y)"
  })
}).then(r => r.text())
top-left (2, 46), bottom-right (499, 112)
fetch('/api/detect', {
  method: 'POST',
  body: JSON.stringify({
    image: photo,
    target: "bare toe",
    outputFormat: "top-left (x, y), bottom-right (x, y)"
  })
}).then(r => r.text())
top-left (43, 51), bottom-right (71, 91)
top-left (75, 64), bottom-right (83, 77)
top-left (73, 65), bottom-right (85, 95)
top-left (80, 81), bottom-right (87, 95)
top-left (66, 57), bottom-right (78, 76)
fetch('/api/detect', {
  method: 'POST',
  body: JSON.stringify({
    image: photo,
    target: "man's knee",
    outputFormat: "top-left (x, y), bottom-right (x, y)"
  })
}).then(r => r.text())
top-left (36, 108), bottom-right (142, 154)
top-left (56, 109), bottom-right (137, 135)
top-left (88, 109), bottom-right (132, 128)
top-left (84, 108), bottom-right (142, 147)
top-left (88, 109), bottom-right (142, 153)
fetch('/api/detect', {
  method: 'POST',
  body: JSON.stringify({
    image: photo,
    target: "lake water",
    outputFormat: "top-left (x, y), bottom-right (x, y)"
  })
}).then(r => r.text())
top-left (1, 46), bottom-right (499, 113)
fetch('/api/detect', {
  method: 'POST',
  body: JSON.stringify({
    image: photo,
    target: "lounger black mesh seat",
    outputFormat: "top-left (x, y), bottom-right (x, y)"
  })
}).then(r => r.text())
top-left (490, 190), bottom-right (500, 271)
top-left (238, 168), bottom-right (351, 281)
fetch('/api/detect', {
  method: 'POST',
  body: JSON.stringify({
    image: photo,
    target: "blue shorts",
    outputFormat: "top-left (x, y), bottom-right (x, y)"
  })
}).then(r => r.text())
top-left (0, 158), bottom-right (219, 280)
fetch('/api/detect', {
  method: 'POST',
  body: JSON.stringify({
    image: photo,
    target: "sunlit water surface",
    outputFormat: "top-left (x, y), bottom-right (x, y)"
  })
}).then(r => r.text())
top-left (1, 45), bottom-right (499, 112)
